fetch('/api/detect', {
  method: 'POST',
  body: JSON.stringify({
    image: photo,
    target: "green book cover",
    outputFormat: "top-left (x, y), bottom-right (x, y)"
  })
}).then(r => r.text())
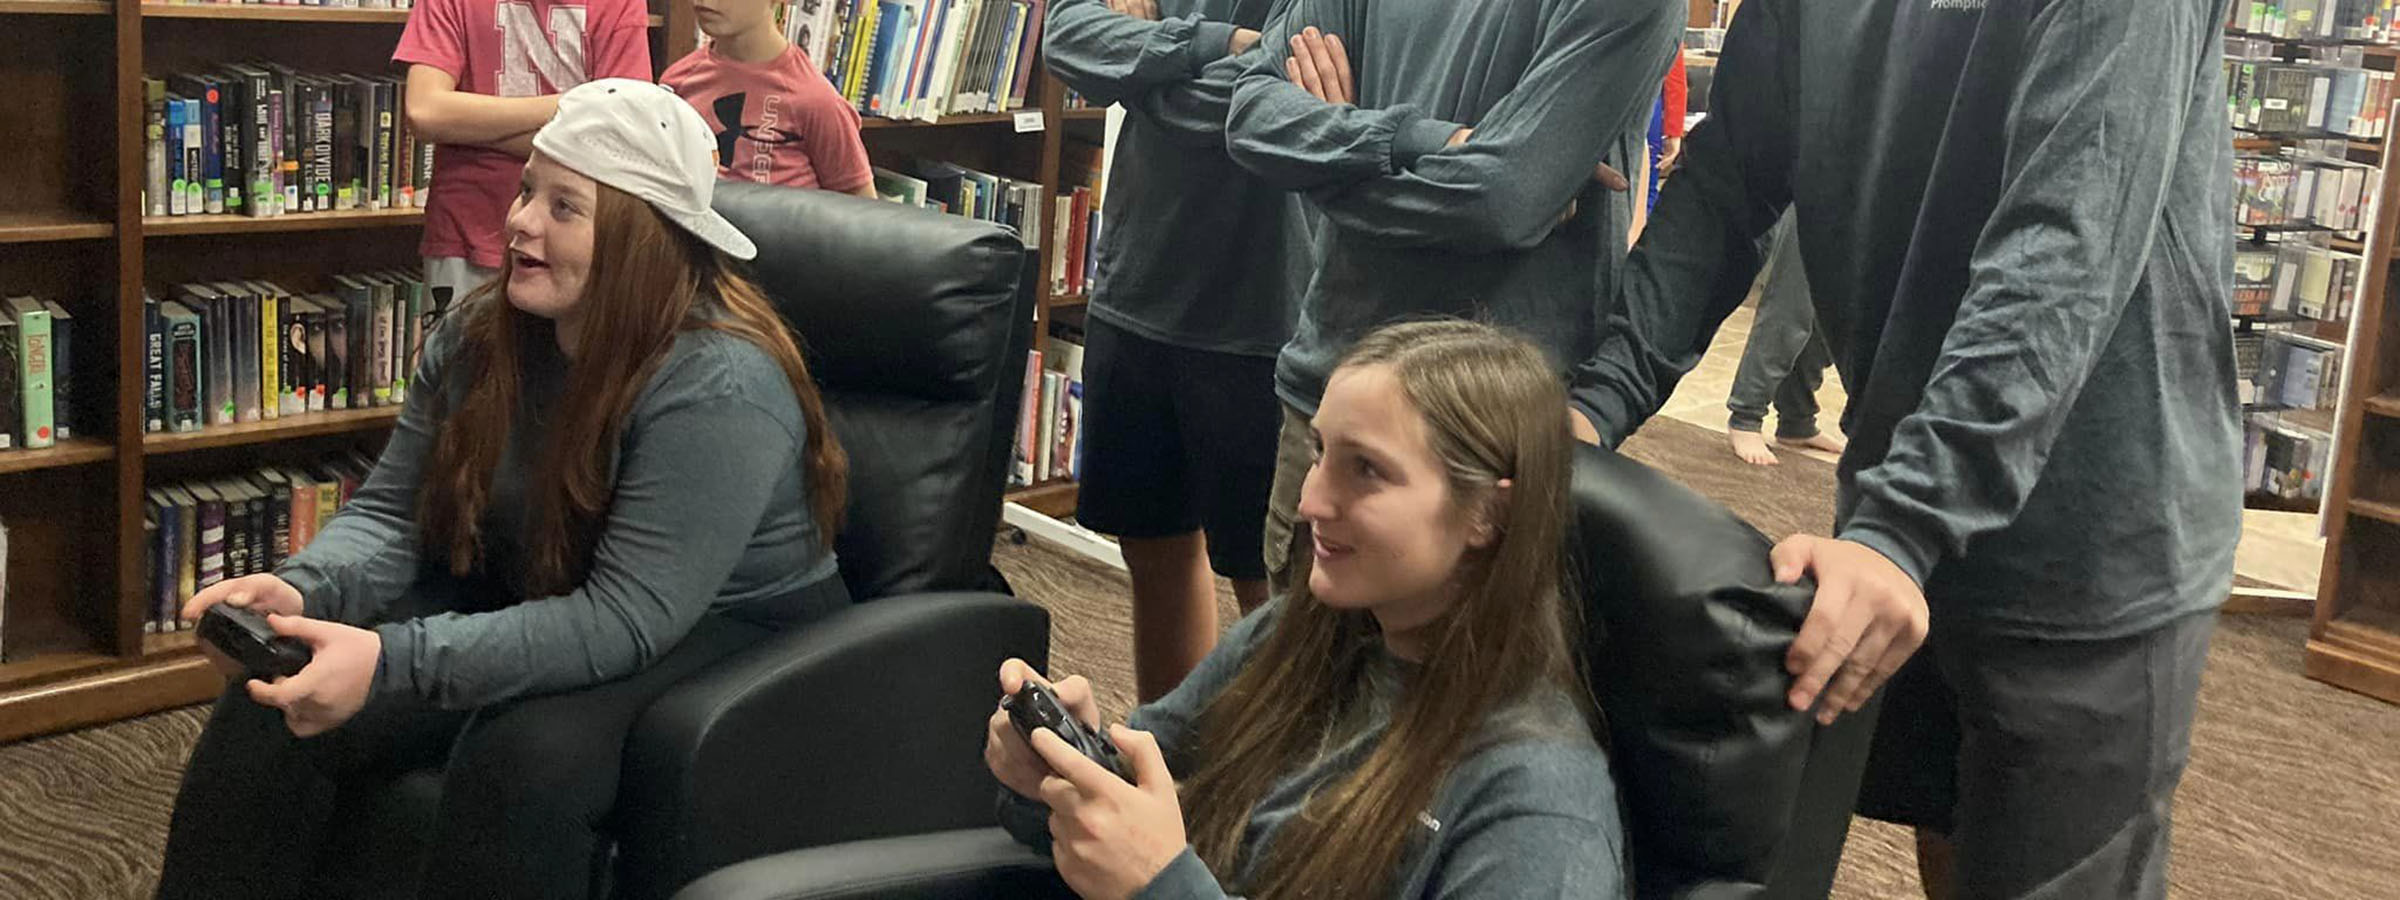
top-left (6, 296), bottom-right (55, 449)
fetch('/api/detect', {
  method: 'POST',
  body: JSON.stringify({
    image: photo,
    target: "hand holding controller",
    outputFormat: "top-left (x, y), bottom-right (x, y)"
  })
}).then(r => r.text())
top-left (197, 604), bottom-right (313, 681)
top-left (1004, 681), bottom-right (1133, 782)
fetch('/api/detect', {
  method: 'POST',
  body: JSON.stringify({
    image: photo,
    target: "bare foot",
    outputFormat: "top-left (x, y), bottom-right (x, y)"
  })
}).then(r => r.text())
top-left (1729, 430), bottom-right (1779, 466)
top-left (1778, 432), bottom-right (1848, 456)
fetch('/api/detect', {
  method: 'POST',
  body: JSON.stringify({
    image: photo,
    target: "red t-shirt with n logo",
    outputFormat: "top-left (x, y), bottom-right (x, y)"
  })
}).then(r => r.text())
top-left (660, 44), bottom-right (873, 193)
top-left (394, 0), bottom-right (653, 268)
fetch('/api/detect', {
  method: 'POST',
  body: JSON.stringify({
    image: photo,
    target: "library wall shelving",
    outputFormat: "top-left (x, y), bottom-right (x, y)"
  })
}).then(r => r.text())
top-left (0, 0), bottom-right (1090, 741)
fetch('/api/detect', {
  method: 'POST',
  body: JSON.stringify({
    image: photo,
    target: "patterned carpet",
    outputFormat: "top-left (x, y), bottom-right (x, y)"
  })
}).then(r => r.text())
top-left (1, 418), bottom-right (2393, 898)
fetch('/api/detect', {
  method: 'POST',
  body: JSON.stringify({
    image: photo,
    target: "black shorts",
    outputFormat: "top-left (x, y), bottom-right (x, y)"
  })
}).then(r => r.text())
top-left (1854, 610), bottom-right (2217, 900)
top-left (1073, 317), bottom-right (1281, 581)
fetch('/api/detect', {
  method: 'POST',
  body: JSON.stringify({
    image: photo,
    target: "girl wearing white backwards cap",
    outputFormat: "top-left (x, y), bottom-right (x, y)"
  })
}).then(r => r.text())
top-left (158, 79), bottom-right (849, 900)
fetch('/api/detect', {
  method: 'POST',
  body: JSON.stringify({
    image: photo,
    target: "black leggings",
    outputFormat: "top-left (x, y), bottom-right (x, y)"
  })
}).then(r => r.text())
top-left (156, 613), bottom-right (774, 900)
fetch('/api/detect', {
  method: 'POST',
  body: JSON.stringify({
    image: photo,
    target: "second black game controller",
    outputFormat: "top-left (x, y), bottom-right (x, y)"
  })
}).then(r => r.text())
top-left (197, 604), bottom-right (313, 681)
top-left (1004, 680), bottom-right (1133, 782)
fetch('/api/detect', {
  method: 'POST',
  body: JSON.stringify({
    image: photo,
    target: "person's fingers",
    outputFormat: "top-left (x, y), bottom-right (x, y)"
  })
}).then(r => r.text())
top-left (1137, 0), bottom-right (1159, 20)
top-left (998, 658), bottom-right (1039, 695)
top-left (1054, 675), bottom-right (1099, 727)
top-left (1852, 623), bottom-right (1928, 713)
top-left (1592, 162), bottom-right (1630, 191)
top-left (1817, 619), bottom-right (1897, 721)
top-left (1028, 727), bottom-right (1114, 791)
top-left (1785, 577), bottom-right (1861, 712)
top-left (1113, 725), bottom-right (1174, 795)
top-left (1770, 535), bottom-right (1815, 584)
top-left (246, 677), bottom-right (293, 709)
top-left (1324, 33), bottom-right (1354, 105)
top-left (1038, 773), bottom-right (1080, 812)
top-left (1302, 32), bottom-right (1346, 104)
top-left (1286, 36), bottom-right (1327, 99)
top-left (263, 612), bottom-right (336, 647)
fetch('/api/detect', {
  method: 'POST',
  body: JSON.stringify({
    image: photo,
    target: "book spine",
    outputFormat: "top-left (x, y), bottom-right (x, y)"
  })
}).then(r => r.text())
top-left (309, 83), bottom-right (334, 212)
top-left (272, 88), bottom-right (296, 214)
top-left (0, 318), bottom-right (17, 449)
top-left (168, 315), bottom-right (201, 432)
top-left (235, 292), bottom-right (261, 423)
top-left (145, 79), bottom-right (168, 217)
top-left (47, 307), bottom-right (70, 441)
top-left (200, 84), bottom-right (225, 214)
top-left (224, 491), bottom-right (252, 580)
top-left (167, 98), bottom-right (189, 216)
top-left (197, 497), bottom-right (226, 589)
top-left (289, 473), bottom-right (315, 555)
top-left (267, 481), bottom-right (292, 569)
top-left (259, 291), bottom-right (279, 421)
top-left (12, 304), bottom-right (54, 449)
top-left (245, 71), bottom-right (276, 216)
top-left (148, 501), bottom-right (172, 632)
top-left (145, 299), bottom-right (165, 433)
top-left (220, 78), bottom-right (245, 214)
top-left (207, 297), bottom-right (235, 426)
top-left (314, 303), bottom-right (335, 411)
top-left (373, 81), bottom-right (395, 210)
top-left (372, 287), bottom-right (395, 405)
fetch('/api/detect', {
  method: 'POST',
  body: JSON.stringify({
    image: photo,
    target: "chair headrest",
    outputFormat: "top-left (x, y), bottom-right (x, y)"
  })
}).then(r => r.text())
top-left (1568, 443), bottom-right (1827, 894)
top-left (713, 181), bottom-right (1025, 401)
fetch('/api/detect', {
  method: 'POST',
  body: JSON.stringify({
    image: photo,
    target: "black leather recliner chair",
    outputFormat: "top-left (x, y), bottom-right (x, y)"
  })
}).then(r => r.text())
top-left (669, 444), bottom-right (1881, 900)
top-left (313, 183), bottom-right (1052, 900)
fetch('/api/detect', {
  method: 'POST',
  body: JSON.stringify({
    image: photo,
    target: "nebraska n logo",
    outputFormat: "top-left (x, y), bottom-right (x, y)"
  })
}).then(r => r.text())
top-left (496, 1), bottom-right (590, 97)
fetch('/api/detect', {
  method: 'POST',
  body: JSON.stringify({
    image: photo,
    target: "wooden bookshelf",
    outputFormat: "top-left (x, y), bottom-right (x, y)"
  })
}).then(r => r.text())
top-left (0, 0), bottom-right (1086, 743)
top-left (2305, 96), bottom-right (2400, 706)
top-left (860, 110), bottom-right (1031, 130)
top-left (143, 207), bottom-right (427, 237)
top-left (0, 210), bottom-right (115, 243)
top-left (0, 439), bottom-right (116, 476)
top-left (1007, 481), bottom-right (1079, 519)
top-left (0, 0), bottom-right (110, 14)
top-left (143, 407), bottom-right (404, 454)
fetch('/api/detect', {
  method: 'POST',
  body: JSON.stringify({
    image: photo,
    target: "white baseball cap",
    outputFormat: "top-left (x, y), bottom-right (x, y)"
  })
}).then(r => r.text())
top-left (532, 78), bottom-right (759, 260)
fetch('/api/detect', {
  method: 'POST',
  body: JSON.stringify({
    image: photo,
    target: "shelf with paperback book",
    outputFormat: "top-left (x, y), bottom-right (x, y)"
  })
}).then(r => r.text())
top-left (2227, 1), bottom-right (2400, 46)
top-left (784, 0), bottom-right (1050, 126)
top-left (135, 63), bottom-right (431, 228)
top-left (139, 449), bottom-right (381, 638)
top-left (2, 294), bottom-right (96, 460)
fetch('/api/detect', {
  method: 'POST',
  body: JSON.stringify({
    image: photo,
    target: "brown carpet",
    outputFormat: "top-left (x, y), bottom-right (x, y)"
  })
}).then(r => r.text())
top-left (1, 417), bottom-right (2393, 898)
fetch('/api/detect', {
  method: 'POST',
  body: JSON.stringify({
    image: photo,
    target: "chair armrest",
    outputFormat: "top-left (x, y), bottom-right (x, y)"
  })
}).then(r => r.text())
top-left (669, 828), bottom-right (1072, 900)
top-left (614, 593), bottom-right (1051, 900)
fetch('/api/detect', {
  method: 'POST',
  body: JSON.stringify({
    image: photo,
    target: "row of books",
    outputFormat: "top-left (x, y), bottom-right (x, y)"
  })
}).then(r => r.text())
top-left (2234, 238), bottom-right (2362, 321)
top-left (788, 0), bottom-right (1049, 123)
top-left (872, 159), bottom-right (1046, 246)
top-left (144, 66), bottom-right (433, 219)
top-left (2234, 153), bottom-right (2376, 231)
top-left (143, 273), bottom-right (440, 435)
top-left (2249, 331), bottom-right (2348, 411)
top-left (152, 0), bottom-right (415, 7)
top-left (2228, 0), bottom-right (2400, 43)
top-left (1011, 332), bottom-right (1084, 488)
top-left (0, 297), bottom-right (78, 452)
top-left (1052, 139), bottom-right (1103, 297)
top-left (2245, 413), bottom-right (2335, 502)
top-left (142, 455), bottom-right (376, 635)
top-left (2224, 48), bottom-right (2395, 139)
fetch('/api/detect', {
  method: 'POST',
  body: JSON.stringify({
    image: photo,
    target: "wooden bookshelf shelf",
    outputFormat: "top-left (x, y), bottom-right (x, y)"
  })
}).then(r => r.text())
top-left (0, 651), bottom-right (118, 693)
top-left (862, 110), bottom-right (1031, 130)
top-left (2349, 498), bottom-right (2400, 525)
top-left (1060, 108), bottom-right (1106, 121)
top-left (2366, 394), bottom-right (2400, 419)
top-left (0, 210), bottom-right (114, 243)
top-left (137, 4), bottom-right (665, 24)
top-left (0, 653), bottom-right (221, 744)
top-left (143, 406), bottom-right (402, 454)
top-left (0, 0), bottom-right (109, 14)
top-left (1051, 293), bottom-right (1088, 307)
top-left (1006, 481), bottom-right (1078, 518)
top-left (142, 630), bottom-right (197, 656)
top-left (144, 207), bottom-right (425, 236)
top-left (0, 438), bottom-right (116, 476)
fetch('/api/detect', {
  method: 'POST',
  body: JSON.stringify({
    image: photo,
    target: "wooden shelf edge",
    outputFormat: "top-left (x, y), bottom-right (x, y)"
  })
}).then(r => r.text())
top-left (139, 2), bottom-right (409, 22)
top-left (0, 653), bottom-right (221, 744)
top-left (861, 110), bottom-right (1033, 131)
top-left (143, 207), bottom-right (425, 237)
top-left (2350, 497), bottom-right (2400, 525)
top-left (0, 651), bottom-right (120, 694)
top-left (1006, 481), bottom-right (1078, 518)
top-left (2304, 636), bottom-right (2400, 706)
top-left (0, 218), bottom-right (115, 244)
top-left (144, 406), bottom-right (403, 454)
top-left (1059, 108), bottom-right (1107, 120)
top-left (0, 0), bottom-right (110, 14)
top-left (0, 438), bottom-right (117, 476)
top-left (2366, 393), bottom-right (2400, 420)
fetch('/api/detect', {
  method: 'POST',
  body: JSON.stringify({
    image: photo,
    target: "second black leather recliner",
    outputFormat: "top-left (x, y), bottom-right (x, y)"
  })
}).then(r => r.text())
top-left (671, 441), bottom-right (1881, 900)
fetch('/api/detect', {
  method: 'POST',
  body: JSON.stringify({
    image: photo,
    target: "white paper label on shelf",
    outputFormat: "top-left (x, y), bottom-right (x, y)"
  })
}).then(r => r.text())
top-left (1014, 110), bottom-right (1046, 133)
top-left (2265, 98), bottom-right (2291, 111)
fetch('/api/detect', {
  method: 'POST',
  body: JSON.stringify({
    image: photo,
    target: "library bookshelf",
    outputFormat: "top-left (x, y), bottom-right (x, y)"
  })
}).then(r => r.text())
top-left (0, 0), bottom-right (1086, 743)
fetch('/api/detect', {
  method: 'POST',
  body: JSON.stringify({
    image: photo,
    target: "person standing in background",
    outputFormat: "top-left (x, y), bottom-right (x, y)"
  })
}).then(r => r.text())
top-left (662, 0), bottom-right (878, 196)
top-left (1043, 0), bottom-right (1299, 701)
top-left (1226, 0), bottom-right (1683, 593)
top-left (396, 0), bottom-right (655, 307)
top-left (1724, 210), bottom-right (1843, 466)
top-left (1574, 0), bottom-right (2239, 895)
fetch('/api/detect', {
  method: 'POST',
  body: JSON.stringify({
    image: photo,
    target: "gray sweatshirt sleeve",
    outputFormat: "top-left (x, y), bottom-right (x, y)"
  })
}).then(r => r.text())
top-left (1224, 0), bottom-right (1679, 251)
top-left (274, 323), bottom-right (460, 626)
top-left (1566, 0), bottom-right (1796, 445)
top-left (370, 349), bottom-right (806, 709)
top-left (1838, 0), bottom-right (2220, 585)
top-left (1044, 0), bottom-right (1240, 107)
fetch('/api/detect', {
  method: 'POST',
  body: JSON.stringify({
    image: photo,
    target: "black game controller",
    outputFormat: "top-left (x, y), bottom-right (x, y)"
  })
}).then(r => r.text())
top-left (1004, 680), bottom-right (1133, 782)
top-left (197, 605), bottom-right (313, 681)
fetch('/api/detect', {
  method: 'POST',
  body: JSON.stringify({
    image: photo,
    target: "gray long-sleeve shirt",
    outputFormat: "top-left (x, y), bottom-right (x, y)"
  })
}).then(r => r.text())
top-left (1043, 0), bottom-right (1303, 357)
top-left (999, 603), bottom-right (1627, 898)
top-left (1216, 0), bottom-right (1681, 413)
top-left (1575, 0), bottom-right (2241, 638)
top-left (277, 308), bottom-right (843, 708)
